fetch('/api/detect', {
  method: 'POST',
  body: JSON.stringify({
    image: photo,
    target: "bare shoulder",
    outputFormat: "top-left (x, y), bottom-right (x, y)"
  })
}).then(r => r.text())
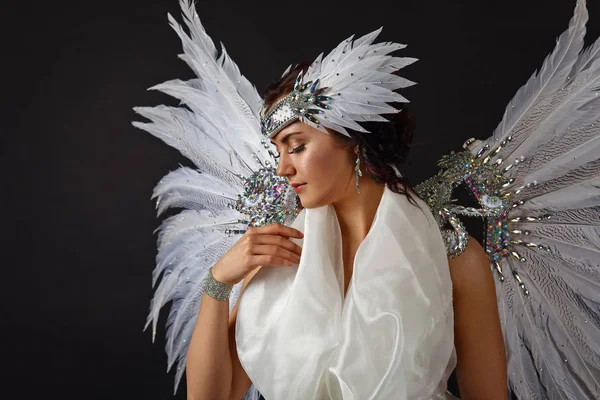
top-left (448, 235), bottom-right (489, 268)
top-left (448, 236), bottom-right (508, 398)
top-left (447, 235), bottom-right (495, 299)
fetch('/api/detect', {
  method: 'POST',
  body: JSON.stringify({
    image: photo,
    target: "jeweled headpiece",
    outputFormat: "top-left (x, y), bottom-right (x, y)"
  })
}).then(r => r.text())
top-left (260, 76), bottom-right (331, 138)
top-left (260, 28), bottom-right (418, 138)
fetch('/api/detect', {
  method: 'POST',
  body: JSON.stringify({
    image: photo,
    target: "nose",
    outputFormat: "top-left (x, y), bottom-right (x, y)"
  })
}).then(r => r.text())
top-left (276, 152), bottom-right (295, 178)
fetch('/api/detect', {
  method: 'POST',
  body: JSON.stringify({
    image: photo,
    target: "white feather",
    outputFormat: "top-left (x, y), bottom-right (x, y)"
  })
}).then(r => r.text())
top-left (300, 28), bottom-right (416, 136)
top-left (522, 175), bottom-right (600, 210)
top-left (486, 0), bottom-right (588, 147)
top-left (133, 2), bottom-right (270, 397)
top-left (432, 2), bottom-right (600, 398)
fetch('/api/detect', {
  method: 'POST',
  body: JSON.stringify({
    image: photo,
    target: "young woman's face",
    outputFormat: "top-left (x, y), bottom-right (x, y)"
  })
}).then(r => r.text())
top-left (270, 120), bottom-right (356, 209)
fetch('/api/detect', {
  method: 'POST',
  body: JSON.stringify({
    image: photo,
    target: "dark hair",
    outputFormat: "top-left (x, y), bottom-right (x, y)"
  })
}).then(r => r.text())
top-left (262, 62), bottom-right (418, 206)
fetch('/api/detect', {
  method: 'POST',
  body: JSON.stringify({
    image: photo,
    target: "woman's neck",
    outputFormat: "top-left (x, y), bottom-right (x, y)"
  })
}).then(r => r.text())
top-left (332, 178), bottom-right (385, 242)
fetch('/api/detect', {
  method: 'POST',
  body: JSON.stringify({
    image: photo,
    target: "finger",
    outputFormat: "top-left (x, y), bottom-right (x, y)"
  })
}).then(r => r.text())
top-left (252, 245), bottom-right (301, 264)
top-left (256, 223), bottom-right (304, 239)
top-left (251, 254), bottom-right (297, 267)
top-left (252, 235), bottom-right (303, 256)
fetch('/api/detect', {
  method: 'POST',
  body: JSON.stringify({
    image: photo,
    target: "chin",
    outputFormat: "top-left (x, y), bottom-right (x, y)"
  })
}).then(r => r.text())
top-left (298, 192), bottom-right (331, 210)
top-left (297, 194), bottom-right (316, 209)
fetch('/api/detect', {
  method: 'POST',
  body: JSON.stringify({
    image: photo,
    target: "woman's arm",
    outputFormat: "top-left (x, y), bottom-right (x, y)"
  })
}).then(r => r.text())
top-left (186, 223), bottom-right (302, 400)
top-left (186, 290), bottom-right (235, 400)
top-left (449, 236), bottom-right (508, 400)
top-left (186, 268), bottom-right (260, 400)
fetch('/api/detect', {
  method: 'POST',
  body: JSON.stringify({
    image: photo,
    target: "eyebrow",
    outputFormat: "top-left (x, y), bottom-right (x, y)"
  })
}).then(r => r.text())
top-left (270, 131), bottom-right (302, 147)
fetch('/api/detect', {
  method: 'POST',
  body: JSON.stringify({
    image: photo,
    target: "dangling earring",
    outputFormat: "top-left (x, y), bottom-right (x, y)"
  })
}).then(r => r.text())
top-left (390, 164), bottom-right (403, 178)
top-left (355, 146), bottom-right (362, 193)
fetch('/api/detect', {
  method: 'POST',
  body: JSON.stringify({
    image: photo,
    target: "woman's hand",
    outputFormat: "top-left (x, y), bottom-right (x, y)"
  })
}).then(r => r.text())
top-left (211, 224), bottom-right (304, 285)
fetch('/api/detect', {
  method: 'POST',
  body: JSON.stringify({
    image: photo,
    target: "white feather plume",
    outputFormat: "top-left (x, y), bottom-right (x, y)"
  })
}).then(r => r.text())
top-left (486, 0), bottom-right (588, 148)
top-left (301, 28), bottom-right (417, 136)
top-left (133, 1), bottom-right (267, 398)
top-left (468, 1), bottom-right (600, 398)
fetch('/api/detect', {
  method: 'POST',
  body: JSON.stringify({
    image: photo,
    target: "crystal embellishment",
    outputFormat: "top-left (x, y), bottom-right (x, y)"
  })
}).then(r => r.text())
top-left (260, 73), bottom-right (331, 138)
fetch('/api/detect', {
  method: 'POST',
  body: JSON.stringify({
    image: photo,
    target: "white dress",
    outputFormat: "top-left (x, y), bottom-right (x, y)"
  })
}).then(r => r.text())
top-left (236, 186), bottom-right (458, 399)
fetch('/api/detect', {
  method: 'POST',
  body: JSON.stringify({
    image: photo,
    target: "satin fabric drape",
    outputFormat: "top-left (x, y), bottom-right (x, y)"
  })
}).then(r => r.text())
top-left (236, 187), bottom-right (456, 399)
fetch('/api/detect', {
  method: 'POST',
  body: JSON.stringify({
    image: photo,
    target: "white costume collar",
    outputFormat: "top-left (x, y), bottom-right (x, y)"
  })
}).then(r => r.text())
top-left (236, 186), bottom-right (456, 399)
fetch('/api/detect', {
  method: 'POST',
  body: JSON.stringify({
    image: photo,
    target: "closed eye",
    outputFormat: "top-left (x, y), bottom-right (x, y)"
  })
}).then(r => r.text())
top-left (272, 144), bottom-right (305, 159)
top-left (288, 144), bottom-right (306, 154)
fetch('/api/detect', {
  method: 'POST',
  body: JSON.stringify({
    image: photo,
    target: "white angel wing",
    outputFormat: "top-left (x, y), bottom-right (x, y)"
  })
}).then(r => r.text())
top-left (470, 1), bottom-right (600, 398)
top-left (132, 1), bottom-right (271, 398)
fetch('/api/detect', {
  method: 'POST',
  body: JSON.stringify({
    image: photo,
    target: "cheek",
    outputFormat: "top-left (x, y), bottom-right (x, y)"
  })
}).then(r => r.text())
top-left (298, 146), bottom-right (351, 187)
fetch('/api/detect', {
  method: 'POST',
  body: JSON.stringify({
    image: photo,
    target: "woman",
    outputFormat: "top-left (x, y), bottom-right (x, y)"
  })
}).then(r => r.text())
top-left (136, 1), bottom-right (600, 399)
top-left (182, 59), bottom-right (507, 399)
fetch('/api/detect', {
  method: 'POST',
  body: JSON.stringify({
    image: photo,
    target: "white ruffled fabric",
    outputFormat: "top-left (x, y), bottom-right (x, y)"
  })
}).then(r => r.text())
top-left (236, 187), bottom-right (457, 399)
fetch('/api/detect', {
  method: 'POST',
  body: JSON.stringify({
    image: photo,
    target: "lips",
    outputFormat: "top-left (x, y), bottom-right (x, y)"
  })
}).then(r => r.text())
top-left (290, 183), bottom-right (306, 188)
top-left (292, 183), bottom-right (307, 193)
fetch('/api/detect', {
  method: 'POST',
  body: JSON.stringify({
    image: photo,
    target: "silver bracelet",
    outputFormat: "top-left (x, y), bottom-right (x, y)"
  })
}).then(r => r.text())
top-left (201, 267), bottom-right (233, 301)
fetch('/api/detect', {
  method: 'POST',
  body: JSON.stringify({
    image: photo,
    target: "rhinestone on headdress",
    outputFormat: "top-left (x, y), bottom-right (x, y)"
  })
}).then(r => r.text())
top-left (260, 73), bottom-right (331, 138)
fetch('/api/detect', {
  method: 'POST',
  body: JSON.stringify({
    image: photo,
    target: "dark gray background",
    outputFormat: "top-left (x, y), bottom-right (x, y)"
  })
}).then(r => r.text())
top-left (3, 0), bottom-right (599, 398)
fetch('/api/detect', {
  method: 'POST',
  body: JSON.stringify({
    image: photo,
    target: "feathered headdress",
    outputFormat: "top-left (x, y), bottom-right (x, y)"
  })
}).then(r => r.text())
top-left (260, 29), bottom-right (416, 138)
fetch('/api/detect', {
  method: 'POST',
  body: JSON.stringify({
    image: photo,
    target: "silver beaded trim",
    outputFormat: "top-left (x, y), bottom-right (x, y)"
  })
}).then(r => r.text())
top-left (260, 73), bottom-right (331, 138)
top-left (201, 267), bottom-right (233, 301)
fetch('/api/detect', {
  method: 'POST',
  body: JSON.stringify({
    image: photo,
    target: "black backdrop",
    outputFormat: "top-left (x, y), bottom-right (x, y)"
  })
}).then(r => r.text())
top-left (3, 0), bottom-right (599, 398)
